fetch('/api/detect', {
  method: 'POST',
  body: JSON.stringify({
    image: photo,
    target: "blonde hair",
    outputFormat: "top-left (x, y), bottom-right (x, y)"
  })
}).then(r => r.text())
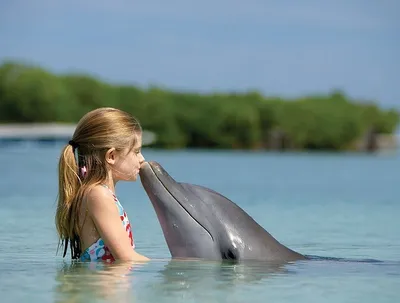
top-left (55, 107), bottom-right (142, 259)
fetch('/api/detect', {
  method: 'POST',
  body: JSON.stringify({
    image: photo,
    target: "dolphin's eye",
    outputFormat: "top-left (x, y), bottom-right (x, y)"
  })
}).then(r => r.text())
top-left (222, 249), bottom-right (237, 261)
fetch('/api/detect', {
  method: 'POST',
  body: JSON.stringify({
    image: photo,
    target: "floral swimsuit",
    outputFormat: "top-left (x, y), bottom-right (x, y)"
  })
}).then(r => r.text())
top-left (80, 184), bottom-right (135, 262)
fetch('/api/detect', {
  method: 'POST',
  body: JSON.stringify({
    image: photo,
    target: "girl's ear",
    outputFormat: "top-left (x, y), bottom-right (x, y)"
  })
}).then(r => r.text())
top-left (105, 148), bottom-right (116, 165)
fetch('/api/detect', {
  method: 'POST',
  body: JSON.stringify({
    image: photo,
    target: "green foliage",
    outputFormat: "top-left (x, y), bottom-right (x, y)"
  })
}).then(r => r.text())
top-left (0, 61), bottom-right (76, 122)
top-left (0, 61), bottom-right (398, 150)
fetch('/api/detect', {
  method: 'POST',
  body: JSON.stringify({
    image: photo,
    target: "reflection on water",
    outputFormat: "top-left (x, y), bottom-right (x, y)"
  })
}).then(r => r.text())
top-left (155, 259), bottom-right (291, 288)
top-left (54, 260), bottom-right (144, 303)
top-left (53, 257), bottom-right (400, 303)
top-left (150, 259), bottom-right (291, 300)
top-left (54, 259), bottom-right (296, 303)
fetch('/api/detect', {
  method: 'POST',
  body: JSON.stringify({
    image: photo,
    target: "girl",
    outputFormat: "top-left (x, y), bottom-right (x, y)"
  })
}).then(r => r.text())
top-left (55, 107), bottom-right (149, 262)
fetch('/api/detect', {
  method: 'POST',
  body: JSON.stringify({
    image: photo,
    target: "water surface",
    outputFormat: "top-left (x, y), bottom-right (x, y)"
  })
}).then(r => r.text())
top-left (0, 144), bottom-right (399, 302)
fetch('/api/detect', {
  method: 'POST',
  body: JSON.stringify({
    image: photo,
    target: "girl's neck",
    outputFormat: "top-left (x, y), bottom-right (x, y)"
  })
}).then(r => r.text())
top-left (104, 172), bottom-right (117, 194)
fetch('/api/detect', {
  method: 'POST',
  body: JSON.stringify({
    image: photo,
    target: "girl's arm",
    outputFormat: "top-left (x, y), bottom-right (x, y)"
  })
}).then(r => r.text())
top-left (86, 186), bottom-right (149, 261)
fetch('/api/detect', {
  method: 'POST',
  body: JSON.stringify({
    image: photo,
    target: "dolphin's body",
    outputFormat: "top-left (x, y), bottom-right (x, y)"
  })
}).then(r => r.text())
top-left (139, 161), bottom-right (306, 262)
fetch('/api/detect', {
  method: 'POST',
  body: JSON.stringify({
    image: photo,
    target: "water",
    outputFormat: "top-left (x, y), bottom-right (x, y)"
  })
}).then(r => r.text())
top-left (0, 143), bottom-right (399, 302)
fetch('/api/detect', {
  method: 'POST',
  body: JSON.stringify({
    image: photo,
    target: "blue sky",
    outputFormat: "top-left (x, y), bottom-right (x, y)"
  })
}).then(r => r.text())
top-left (1, 0), bottom-right (399, 108)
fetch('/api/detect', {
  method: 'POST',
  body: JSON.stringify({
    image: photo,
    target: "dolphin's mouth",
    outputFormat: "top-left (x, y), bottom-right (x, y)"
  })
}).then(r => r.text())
top-left (146, 162), bottom-right (214, 241)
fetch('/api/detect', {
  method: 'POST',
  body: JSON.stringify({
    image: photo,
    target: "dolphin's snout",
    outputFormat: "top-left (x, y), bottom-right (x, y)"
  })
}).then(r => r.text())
top-left (140, 161), bottom-right (150, 170)
top-left (140, 161), bottom-right (160, 169)
top-left (148, 161), bottom-right (165, 175)
top-left (139, 161), bottom-right (165, 179)
top-left (149, 161), bottom-right (161, 169)
top-left (139, 161), bottom-right (151, 175)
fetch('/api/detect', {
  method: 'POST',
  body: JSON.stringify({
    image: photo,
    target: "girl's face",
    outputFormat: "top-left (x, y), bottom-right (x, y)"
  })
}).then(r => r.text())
top-left (107, 135), bottom-right (145, 182)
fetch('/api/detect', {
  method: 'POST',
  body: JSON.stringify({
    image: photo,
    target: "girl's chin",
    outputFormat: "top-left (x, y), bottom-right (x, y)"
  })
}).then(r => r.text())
top-left (116, 171), bottom-right (139, 182)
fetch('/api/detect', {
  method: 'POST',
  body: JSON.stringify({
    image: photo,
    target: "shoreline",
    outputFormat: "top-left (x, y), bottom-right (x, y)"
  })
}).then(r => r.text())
top-left (0, 123), bottom-right (157, 146)
top-left (0, 123), bottom-right (397, 152)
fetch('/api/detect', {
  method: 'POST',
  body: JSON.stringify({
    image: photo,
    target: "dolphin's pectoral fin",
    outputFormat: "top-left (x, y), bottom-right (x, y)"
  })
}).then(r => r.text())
top-left (220, 242), bottom-right (240, 261)
top-left (222, 248), bottom-right (237, 261)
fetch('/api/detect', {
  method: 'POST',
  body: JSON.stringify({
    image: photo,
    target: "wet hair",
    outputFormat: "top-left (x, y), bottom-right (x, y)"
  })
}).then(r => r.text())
top-left (55, 107), bottom-right (142, 259)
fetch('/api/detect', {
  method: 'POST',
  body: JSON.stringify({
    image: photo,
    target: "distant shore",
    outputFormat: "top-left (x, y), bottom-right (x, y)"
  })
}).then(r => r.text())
top-left (0, 123), bottom-right (157, 146)
top-left (0, 123), bottom-right (397, 153)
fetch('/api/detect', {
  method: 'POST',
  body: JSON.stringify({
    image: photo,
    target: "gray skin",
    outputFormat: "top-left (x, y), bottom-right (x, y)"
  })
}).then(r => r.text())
top-left (139, 161), bottom-right (306, 263)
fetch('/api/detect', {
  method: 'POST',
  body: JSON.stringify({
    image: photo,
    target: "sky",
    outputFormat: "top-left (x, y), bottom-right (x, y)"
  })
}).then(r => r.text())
top-left (1, 0), bottom-right (399, 108)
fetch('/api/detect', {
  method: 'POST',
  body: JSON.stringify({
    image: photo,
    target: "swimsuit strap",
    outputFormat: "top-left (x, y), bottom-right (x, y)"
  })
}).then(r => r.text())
top-left (101, 184), bottom-right (135, 249)
top-left (101, 184), bottom-right (118, 199)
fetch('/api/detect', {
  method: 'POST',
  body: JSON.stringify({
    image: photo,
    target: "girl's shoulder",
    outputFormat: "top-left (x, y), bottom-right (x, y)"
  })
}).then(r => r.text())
top-left (84, 184), bottom-right (118, 211)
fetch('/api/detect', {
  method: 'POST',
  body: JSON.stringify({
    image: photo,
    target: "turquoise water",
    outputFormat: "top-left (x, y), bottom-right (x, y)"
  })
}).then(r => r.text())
top-left (0, 143), bottom-right (399, 302)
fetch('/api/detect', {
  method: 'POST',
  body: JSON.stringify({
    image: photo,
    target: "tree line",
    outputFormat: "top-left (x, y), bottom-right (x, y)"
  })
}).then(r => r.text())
top-left (0, 60), bottom-right (398, 150)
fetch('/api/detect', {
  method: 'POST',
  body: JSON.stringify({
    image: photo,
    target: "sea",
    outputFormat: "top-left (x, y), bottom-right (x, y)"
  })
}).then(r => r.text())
top-left (0, 143), bottom-right (399, 303)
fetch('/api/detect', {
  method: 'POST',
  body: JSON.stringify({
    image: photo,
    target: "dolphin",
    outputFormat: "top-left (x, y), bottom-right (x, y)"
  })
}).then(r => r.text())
top-left (139, 161), bottom-right (306, 262)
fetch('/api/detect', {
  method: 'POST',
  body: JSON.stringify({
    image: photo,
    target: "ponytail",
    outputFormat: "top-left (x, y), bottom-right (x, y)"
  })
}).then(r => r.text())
top-left (55, 144), bottom-right (81, 259)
